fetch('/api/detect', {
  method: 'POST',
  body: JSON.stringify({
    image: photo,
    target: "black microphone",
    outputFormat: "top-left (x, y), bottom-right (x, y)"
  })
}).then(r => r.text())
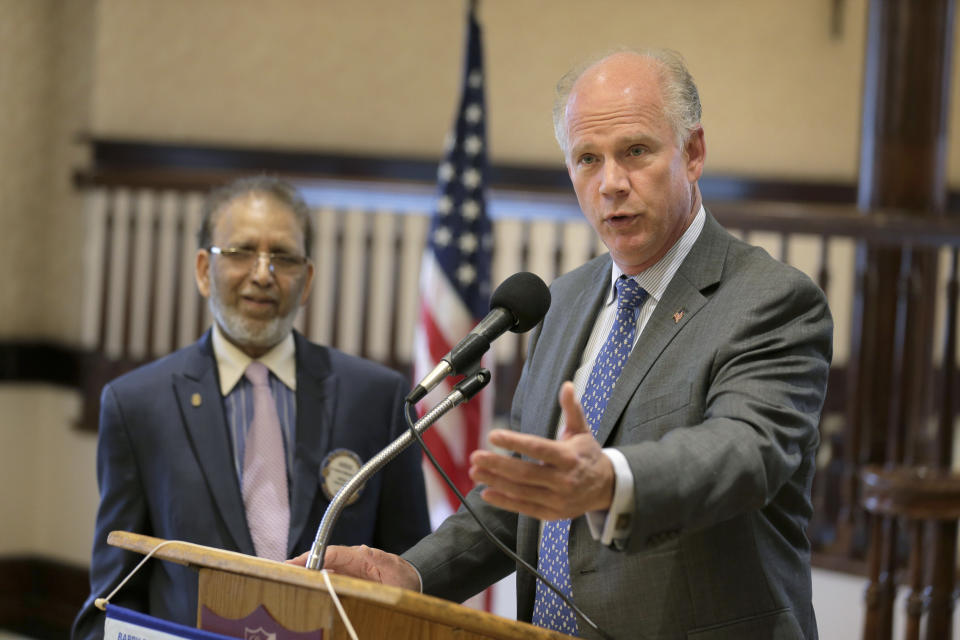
top-left (451, 367), bottom-right (492, 401)
top-left (406, 271), bottom-right (551, 404)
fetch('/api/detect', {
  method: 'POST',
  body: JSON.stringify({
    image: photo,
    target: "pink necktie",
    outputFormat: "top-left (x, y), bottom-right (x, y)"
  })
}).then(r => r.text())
top-left (242, 361), bottom-right (290, 561)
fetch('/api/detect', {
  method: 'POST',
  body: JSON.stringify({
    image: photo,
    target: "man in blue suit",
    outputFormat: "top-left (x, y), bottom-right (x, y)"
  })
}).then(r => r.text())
top-left (73, 176), bottom-right (430, 639)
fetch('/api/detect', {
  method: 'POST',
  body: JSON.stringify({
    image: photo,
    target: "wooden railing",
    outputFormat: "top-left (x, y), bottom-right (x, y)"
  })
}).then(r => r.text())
top-left (708, 202), bottom-right (960, 574)
top-left (72, 146), bottom-right (960, 603)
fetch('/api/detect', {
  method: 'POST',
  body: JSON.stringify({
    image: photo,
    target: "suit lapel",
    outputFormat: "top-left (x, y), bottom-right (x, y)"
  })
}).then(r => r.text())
top-left (287, 333), bottom-right (338, 555)
top-left (173, 331), bottom-right (255, 554)
top-left (594, 211), bottom-right (730, 445)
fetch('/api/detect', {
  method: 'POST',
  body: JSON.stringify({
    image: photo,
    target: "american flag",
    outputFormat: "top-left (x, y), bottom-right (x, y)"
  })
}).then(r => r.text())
top-left (412, 4), bottom-right (493, 534)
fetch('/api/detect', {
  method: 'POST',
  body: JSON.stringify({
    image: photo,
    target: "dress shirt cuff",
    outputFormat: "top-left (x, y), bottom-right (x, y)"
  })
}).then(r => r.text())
top-left (409, 561), bottom-right (424, 593)
top-left (585, 448), bottom-right (635, 547)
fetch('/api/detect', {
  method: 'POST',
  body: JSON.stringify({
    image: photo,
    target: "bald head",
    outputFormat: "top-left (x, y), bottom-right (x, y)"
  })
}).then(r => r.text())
top-left (553, 49), bottom-right (702, 155)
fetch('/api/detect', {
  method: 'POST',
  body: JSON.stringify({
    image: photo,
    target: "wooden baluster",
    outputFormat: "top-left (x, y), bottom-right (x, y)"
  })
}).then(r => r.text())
top-left (817, 234), bottom-right (830, 293)
top-left (365, 210), bottom-right (396, 364)
top-left (886, 246), bottom-right (912, 464)
top-left (878, 515), bottom-right (898, 640)
top-left (97, 191), bottom-right (115, 354)
top-left (925, 520), bottom-right (957, 640)
top-left (778, 231), bottom-right (789, 263)
top-left (862, 512), bottom-right (881, 638)
top-left (861, 247), bottom-right (913, 640)
top-left (935, 248), bottom-right (959, 470)
top-left (925, 248), bottom-right (960, 640)
top-left (863, 512), bottom-right (896, 640)
top-left (879, 249), bottom-right (915, 640)
top-left (903, 521), bottom-right (924, 640)
top-left (386, 211), bottom-right (406, 372)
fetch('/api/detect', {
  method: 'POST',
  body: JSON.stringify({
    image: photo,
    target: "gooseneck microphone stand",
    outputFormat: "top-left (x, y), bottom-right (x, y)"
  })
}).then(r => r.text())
top-left (304, 369), bottom-right (491, 570)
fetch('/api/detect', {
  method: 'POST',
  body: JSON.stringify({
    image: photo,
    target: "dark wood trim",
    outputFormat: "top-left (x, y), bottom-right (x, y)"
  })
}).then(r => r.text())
top-left (811, 551), bottom-right (868, 577)
top-left (74, 137), bottom-right (903, 206)
top-left (710, 201), bottom-right (960, 246)
top-left (76, 138), bottom-right (575, 192)
top-left (0, 556), bottom-right (89, 639)
top-left (0, 343), bottom-right (84, 387)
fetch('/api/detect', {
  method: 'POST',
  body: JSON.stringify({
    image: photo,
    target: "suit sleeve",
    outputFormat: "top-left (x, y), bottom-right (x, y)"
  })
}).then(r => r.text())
top-left (71, 384), bottom-right (152, 640)
top-left (620, 269), bottom-right (832, 552)
top-left (400, 325), bottom-right (544, 602)
top-left (372, 374), bottom-right (431, 554)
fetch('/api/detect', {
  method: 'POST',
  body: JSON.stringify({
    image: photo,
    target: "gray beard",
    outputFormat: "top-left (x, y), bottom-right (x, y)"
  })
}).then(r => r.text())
top-left (210, 301), bottom-right (296, 351)
top-left (207, 281), bottom-right (299, 352)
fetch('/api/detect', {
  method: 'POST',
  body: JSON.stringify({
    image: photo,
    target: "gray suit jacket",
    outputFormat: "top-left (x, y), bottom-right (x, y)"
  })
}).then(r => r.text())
top-left (73, 330), bottom-right (430, 639)
top-left (403, 212), bottom-right (832, 640)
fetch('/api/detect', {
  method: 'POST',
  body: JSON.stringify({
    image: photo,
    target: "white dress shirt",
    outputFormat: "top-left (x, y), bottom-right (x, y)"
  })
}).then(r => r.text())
top-left (562, 206), bottom-right (706, 546)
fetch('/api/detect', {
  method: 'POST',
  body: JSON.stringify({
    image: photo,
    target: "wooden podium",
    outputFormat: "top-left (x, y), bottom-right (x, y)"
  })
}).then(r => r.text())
top-left (108, 531), bottom-right (573, 640)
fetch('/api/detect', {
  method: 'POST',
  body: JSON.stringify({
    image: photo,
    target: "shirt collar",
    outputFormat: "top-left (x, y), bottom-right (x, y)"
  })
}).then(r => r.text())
top-left (606, 204), bottom-right (706, 305)
top-left (211, 323), bottom-right (297, 396)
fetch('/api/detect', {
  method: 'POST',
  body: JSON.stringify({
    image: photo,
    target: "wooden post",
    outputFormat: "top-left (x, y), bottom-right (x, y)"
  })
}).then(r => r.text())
top-left (847, 0), bottom-right (954, 540)
top-left (853, 1), bottom-right (955, 638)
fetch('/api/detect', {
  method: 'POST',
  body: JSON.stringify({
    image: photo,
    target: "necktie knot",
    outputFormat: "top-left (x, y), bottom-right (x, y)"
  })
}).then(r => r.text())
top-left (615, 277), bottom-right (647, 312)
top-left (245, 361), bottom-right (270, 387)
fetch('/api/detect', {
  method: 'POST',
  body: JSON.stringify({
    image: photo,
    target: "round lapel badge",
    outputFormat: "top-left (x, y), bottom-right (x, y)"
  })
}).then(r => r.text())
top-left (320, 449), bottom-right (365, 504)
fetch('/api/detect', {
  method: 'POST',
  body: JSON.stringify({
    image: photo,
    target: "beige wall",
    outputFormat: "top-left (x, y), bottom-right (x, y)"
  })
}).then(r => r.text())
top-left (0, 0), bottom-right (97, 565)
top-left (0, 0), bottom-right (94, 341)
top-left (88, 0), bottom-right (873, 178)
top-left (0, 0), bottom-right (57, 340)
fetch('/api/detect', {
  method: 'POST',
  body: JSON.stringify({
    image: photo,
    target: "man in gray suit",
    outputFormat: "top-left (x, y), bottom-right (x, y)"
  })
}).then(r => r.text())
top-left (297, 49), bottom-right (831, 640)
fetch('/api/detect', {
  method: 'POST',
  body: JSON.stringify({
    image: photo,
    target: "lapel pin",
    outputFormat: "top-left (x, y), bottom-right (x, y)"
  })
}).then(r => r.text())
top-left (673, 309), bottom-right (685, 324)
top-left (191, 393), bottom-right (202, 407)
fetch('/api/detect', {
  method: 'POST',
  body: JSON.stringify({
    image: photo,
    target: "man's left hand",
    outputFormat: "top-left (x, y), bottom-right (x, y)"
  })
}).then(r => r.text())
top-left (468, 381), bottom-right (615, 520)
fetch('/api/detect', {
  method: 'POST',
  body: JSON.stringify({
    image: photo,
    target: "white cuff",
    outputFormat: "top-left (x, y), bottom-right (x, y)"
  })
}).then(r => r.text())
top-left (411, 563), bottom-right (424, 593)
top-left (585, 448), bottom-right (635, 547)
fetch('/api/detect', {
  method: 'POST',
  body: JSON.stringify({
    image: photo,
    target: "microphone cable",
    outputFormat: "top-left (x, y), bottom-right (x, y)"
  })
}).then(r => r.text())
top-left (404, 398), bottom-right (617, 640)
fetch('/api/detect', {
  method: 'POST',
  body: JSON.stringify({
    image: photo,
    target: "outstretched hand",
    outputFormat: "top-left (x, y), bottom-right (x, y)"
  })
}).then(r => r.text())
top-left (287, 545), bottom-right (421, 591)
top-left (468, 381), bottom-right (614, 520)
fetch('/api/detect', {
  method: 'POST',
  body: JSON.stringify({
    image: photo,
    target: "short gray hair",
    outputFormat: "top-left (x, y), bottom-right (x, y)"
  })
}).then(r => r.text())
top-left (198, 175), bottom-right (314, 257)
top-left (552, 48), bottom-right (702, 154)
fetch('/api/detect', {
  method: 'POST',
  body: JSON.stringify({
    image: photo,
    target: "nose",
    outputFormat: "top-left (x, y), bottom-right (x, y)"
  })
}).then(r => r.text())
top-left (598, 158), bottom-right (629, 198)
top-left (249, 253), bottom-right (275, 284)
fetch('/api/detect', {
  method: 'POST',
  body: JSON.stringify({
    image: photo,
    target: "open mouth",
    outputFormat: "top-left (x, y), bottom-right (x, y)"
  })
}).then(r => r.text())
top-left (605, 212), bottom-right (639, 227)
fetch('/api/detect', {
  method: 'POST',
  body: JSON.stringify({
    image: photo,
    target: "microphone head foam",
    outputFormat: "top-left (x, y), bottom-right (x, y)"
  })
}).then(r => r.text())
top-left (490, 272), bottom-right (551, 333)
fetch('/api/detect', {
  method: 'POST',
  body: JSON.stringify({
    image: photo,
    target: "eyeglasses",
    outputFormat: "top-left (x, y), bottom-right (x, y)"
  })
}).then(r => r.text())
top-left (208, 246), bottom-right (309, 274)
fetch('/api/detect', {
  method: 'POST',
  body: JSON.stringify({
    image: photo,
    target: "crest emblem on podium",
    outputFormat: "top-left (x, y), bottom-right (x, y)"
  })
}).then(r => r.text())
top-left (245, 627), bottom-right (278, 640)
top-left (202, 605), bottom-right (324, 640)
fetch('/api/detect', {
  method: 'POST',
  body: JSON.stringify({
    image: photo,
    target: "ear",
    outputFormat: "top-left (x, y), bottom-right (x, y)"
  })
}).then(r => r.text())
top-left (298, 261), bottom-right (315, 306)
top-left (195, 249), bottom-right (211, 298)
top-left (683, 126), bottom-right (706, 182)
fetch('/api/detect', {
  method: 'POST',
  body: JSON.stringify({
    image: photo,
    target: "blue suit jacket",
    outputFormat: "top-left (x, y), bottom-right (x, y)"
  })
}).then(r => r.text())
top-left (73, 330), bottom-right (430, 639)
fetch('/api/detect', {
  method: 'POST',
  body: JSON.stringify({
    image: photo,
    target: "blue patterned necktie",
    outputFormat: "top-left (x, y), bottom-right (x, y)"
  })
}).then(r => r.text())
top-left (532, 277), bottom-right (648, 635)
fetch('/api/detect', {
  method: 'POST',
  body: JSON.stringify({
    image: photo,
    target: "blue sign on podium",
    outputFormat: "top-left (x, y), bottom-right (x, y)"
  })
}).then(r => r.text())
top-left (104, 605), bottom-right (241, 640)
